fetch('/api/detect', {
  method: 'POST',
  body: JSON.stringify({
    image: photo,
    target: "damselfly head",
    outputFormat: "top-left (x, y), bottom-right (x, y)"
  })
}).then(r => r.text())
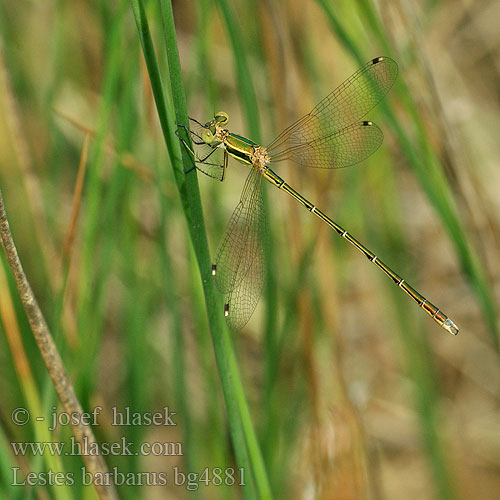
top-left (214, 111), bottom-right (229, 126)
top-left (201, 112), bottom-right (230, 144)
top-left (201, 127), bottom-right (216, 144)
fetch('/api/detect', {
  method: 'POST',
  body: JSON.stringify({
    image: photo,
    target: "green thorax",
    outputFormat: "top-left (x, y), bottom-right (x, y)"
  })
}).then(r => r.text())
top-left (225, 133), bottom-right (258, 165)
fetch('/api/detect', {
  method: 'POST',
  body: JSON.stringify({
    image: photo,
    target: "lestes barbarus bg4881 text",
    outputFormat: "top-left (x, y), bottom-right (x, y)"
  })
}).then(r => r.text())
top-left (177, 57), bottom-right (459, 335)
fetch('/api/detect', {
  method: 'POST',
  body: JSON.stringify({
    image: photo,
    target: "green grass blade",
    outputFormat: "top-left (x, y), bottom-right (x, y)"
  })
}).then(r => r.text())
top-left (159, 2), bottom-right (272, 496)
top-left (130, 1), bottom-right (272, 498)
top-left (215, 0), bottom-right (261, 139)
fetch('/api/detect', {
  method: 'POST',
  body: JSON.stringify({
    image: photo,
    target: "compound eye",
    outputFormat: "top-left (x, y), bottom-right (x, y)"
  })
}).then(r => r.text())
top-left (201, 128), bottom-right (215, 143)
top-left (215, 111), bottom-right (229, 126)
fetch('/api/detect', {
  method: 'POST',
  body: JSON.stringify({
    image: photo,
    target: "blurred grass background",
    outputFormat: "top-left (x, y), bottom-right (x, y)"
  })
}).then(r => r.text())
top-left (1, 0), bottom-right (500, 499)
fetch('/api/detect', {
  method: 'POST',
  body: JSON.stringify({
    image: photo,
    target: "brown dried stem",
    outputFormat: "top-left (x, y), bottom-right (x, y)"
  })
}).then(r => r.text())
top-left (0, 188), bottom-right (119, 500)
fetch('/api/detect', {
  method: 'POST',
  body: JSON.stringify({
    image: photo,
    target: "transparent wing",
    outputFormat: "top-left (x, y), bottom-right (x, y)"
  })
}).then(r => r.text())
top-left (193, 150), bottom-right (225, 181)
top-left (269, 121), bottom-right (384, 169)
top-left (223, 242), bottom-right (265, 330)
top-left (214, 168), bottom-right (264, 293)
top-left (213, 168), bottom-right (266, 329)
top-left (266, 57), bottom-right (397, 156)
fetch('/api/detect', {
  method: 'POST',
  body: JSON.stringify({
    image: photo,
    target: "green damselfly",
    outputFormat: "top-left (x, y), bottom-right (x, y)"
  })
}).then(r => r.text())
top-left (177, 57), bottom-right (459, 335)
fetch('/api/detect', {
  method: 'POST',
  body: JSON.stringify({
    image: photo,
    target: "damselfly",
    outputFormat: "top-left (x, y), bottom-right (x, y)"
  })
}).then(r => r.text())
top-left (177, 57), bottom-right (459, 335)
